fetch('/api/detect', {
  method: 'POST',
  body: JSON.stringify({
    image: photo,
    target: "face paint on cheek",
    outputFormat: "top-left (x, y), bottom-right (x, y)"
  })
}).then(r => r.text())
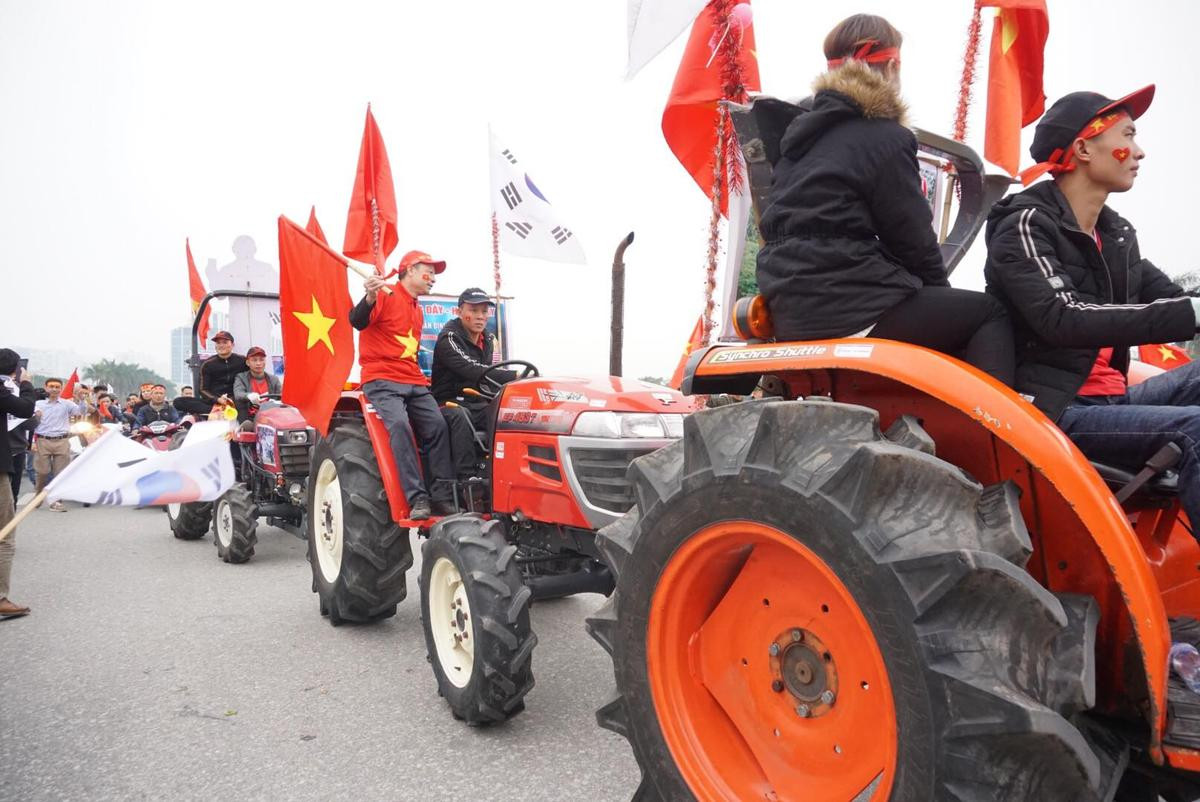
top-left (1112, 147), bottom-right (1131, 163)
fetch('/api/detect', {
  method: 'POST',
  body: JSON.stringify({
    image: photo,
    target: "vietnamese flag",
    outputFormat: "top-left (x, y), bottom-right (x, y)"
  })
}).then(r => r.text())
top-left (1139, 343), bottom-right (1191, 371)
top-left (662, 0), bottom-right (760, 217)
top-left (186, 239), bottom-right (213, 345)
top-left (279, 215), bottom-right (355, 435)
top-left (343, 106), bottom-right (398, 274)
top-left (981, 0), bottom-right (1049, 176)
top-left (62, 368), bottom-right (79, 401)
top-left (306, 205), bottom-right (328, 245)
top-left (669, 316), bottom-right (706, 389)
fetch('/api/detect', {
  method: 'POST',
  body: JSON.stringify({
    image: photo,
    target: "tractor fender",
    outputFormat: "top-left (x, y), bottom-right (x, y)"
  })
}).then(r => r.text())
top-left (691, 337), bottom-right (1171, 762)
top-left (331, 392), bottom-right (412, 523)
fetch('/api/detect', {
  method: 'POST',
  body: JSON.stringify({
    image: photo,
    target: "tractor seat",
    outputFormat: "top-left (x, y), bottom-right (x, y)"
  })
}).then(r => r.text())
top-left (1091, 461), bottom-right (1179, 500)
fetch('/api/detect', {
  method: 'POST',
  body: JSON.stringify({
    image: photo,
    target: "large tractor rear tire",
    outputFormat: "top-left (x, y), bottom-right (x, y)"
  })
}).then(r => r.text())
top-left (166, 430), bottom-right (211, 540)
top-left (213, 484), bottom-right (258, 564)
top-left (587, 400), bottom-right (1111, 801)
top-left (419, 515), bottom-right (536, 724)
top-left (306, 423), bottom-right (411, 625)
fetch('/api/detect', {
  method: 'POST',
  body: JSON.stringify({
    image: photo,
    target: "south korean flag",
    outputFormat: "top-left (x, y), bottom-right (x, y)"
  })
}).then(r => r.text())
top-left (489, 129), bottom-right (586, 265)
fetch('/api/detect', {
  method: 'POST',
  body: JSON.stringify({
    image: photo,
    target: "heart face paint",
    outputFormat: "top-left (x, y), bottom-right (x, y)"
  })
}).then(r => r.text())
top-left (1112, 147), bottom-right (1131, 162)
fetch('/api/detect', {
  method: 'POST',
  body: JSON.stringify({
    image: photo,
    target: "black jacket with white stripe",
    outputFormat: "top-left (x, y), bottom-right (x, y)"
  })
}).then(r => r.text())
top-left (430, 318), bottom-right (516, 404)
top-left (984, 180), bottom-right (1194, 421)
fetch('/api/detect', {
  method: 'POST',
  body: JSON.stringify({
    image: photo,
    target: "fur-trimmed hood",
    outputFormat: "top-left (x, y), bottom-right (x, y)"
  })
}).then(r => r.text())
top-left (779, 61), bottom-right (908, 160)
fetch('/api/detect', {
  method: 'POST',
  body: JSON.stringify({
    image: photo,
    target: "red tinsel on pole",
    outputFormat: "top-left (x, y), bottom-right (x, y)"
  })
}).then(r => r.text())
top-left (702, 107), bottom-right (727, 346)
top-left (953, 3), bottom-right (985, 142)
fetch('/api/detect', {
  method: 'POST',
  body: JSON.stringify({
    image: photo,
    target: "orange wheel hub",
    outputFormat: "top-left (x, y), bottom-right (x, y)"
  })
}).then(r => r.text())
top-left (647, 521), bottom-right (897, 801)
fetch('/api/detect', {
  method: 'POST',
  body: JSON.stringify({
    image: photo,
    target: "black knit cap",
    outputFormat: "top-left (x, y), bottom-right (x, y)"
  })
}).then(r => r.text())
top-left (1031, 85), bottom-right (1155, 163)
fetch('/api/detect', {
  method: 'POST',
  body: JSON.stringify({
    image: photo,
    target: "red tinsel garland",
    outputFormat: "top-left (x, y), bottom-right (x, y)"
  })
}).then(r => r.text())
top-left (491, 212), bottom-right (501, 301)
top-left (953, 4), bottom-right (984, 143)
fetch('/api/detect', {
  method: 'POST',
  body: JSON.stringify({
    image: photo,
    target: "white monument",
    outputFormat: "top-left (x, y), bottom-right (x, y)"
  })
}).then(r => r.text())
top-left (205, 235), bottom-right (280, 361)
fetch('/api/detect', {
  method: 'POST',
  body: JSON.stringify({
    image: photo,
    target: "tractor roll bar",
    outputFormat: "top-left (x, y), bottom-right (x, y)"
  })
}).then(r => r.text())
top-left (187, 289), bottom-right (282, 385)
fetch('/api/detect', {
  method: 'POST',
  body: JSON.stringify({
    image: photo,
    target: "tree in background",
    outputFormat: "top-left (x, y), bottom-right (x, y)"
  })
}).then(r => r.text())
top-left (83, 360), bottom-right (176, 397)
top-left (738, 218), bottom-right (761, 298)
top-left (638, 376), bottom-right (668, 386)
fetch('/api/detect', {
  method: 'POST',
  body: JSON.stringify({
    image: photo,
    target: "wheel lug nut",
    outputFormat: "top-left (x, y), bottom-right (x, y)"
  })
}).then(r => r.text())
top-left (771, 680), bottom-right (784, 693)
top-left (795, 704), bottom-right (811, 718)
top-left (821, 690), bottom-right (836, 705)
top-left (791, 629), bottom-right (803, 642)
top-left (768, 643), bottom-right (780, 657)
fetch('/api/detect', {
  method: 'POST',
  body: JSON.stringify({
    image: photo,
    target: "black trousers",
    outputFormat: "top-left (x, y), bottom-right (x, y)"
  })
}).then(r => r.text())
top-left (10, 453), bottom-right (24, 500)
top-left (870, 286), bottom-right (1015, 386)
top-left (174, 397), bottom-right (215, 416)
top-left (362, 380), bottom-right (454, 504)
top-left (442, 403), bottom-right (489, 479)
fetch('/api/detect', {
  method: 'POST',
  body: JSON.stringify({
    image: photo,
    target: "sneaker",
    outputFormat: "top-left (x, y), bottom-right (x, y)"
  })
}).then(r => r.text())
top-left (409, 496), bottom-right (432, 521)
top-left (47, 501), bottom-right (67, 513)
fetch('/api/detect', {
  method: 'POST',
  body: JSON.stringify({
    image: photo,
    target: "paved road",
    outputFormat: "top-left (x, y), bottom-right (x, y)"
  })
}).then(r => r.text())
top-left (1, 503), bottom-right (640, 801)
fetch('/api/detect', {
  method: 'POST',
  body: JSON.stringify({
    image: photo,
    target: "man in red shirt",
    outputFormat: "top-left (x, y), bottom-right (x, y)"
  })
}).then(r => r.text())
top-left (349, 250), bottom-right (455, 520)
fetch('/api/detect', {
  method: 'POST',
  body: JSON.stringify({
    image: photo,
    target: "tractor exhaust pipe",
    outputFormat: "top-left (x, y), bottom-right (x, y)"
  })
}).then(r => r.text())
top-left (527, 563), bottom-right (615, 601)
top-left (610, 232), bottom-right (635, 377)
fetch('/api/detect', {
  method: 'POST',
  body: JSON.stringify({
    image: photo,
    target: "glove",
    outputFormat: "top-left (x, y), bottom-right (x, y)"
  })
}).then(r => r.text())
top-left (248, 392), bottom-right (261, 404)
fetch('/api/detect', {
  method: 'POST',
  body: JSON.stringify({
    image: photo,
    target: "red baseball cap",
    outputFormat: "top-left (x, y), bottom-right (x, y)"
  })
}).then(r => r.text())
top-left (398, 250), bottom-right (447, 274)
top-left (246, 346), bottom-right (267, 358)
top-left (210, 330), bottom-right (234, 342)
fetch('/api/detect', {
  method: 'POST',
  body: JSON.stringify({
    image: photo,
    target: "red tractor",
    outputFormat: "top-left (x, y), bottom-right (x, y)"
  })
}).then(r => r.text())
top-left (583, 98), bottom-right (1200, 800)
top-left (305, 360), bottom-right (700, 722)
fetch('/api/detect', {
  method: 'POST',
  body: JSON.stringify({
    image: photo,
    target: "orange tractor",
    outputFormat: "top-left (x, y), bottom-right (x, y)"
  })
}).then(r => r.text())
top-left (586, 98), bottom-right (1200, 801)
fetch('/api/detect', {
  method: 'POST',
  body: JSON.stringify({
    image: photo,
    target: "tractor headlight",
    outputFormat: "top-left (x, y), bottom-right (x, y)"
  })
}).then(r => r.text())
top-left (571, 412), bottom-right (686, 439)
top-left (284, 430), bottom-right (309, 445)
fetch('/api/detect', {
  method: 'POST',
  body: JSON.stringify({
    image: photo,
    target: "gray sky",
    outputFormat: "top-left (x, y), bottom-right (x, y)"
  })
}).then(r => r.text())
top-left (2, 0), bottom-right (1196, 379)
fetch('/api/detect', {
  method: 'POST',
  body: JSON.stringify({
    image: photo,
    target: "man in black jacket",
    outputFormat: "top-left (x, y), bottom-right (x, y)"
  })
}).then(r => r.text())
top-left (985, 86), bottom-right (1200, 534)
top-left (174, 330), bottom-right (247, 417)
top-left (0, 348), bottom-right (36, 618)
top-left (431, 288), bottom-right (516, 479)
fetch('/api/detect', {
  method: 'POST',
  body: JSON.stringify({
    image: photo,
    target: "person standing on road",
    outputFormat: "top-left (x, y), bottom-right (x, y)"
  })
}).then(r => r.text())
top-left (0, 348), bottom-right (37, 618)
top-left (32, 376), bottom-right (88, 512)
top-left (349, 250), bottom-right (455, 520)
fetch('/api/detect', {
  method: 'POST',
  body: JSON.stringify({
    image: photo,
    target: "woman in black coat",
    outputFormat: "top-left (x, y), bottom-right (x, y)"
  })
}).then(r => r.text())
top-left (756, 14), bottom-right (1014, 385)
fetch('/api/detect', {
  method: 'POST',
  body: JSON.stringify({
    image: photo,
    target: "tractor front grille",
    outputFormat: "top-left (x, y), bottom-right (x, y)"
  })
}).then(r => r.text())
top-left (567, 447), bottom-right (658, 515)
top-left (279, 443), bottom-right (312, 476)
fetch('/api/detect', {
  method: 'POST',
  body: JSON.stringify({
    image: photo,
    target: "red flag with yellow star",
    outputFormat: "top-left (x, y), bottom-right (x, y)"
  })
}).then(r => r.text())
top-left (278, 214), bottom-right (354, 435)
top-left (981, 0), bottom-right (1049, 176)
top-left (187, 238), bottom-right (213, 345)
top-left (668, 315), bottom-right (705, 389)
top-left (1139, 343), bottom-right (1191, 371)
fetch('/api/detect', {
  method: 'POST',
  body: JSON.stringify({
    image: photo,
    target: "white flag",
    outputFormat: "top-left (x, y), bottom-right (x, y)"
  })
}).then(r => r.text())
top-left (625, 0), bottom-right (709, 79)
top-left (45, 421), bottom-right (236, 506)
top-left (489, 129), bottom-right (586, 265)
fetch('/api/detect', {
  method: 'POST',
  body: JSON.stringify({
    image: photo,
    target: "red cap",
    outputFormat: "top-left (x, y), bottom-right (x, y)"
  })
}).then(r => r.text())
top-left (210, 330), bottom-right (234, 342)
top-left (245, 346), bottom-right (267, 358)
top-left (398, 250), bottom-right (447, 274)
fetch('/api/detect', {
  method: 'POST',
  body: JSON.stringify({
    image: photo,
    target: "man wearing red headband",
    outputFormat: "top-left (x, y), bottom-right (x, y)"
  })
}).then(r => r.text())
top-left (350, 250), bottom-right (455, 520)
top-left (985, 86), bottom-right (1200, 538)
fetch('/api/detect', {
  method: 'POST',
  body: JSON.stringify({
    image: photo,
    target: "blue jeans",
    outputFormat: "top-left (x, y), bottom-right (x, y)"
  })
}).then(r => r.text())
top-left (1058, 359), bottom-right (1200, 534)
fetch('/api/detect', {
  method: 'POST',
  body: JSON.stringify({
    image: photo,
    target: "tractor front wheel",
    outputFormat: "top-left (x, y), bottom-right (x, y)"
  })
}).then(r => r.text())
top-left (419, 516), bottom-right (536, 724)
top-left (166, 430), bottom-right (211, 540)
top-left (213, 485), bottom-right (258, 564)
top-left (588, 400), bottom-right (1109, 801)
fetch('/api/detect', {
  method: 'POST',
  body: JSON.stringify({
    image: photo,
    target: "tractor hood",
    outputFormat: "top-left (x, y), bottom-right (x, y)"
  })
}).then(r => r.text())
top-left (495, 376), bottom-right (702, 434)
top-left (254, 404), bottom-right (310, 431)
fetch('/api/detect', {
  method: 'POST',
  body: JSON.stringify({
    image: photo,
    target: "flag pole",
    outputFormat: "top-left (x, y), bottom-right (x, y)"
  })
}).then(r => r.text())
top-left (0, 491), bottom-right (46, 543)
top-left (491, 212), bottom-right (503, 359)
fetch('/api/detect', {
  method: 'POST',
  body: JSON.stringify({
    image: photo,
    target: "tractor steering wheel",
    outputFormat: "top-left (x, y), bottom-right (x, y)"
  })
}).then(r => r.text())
top-left (478, 360), bottom-right (539, 399)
